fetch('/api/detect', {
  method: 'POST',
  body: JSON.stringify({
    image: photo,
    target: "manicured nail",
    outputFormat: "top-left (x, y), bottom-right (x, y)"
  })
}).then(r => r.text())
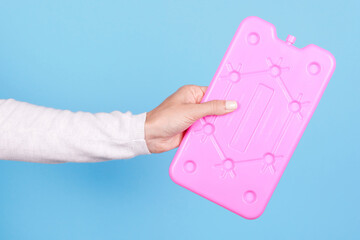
top-left (225, 100), bottom-right (238, 111)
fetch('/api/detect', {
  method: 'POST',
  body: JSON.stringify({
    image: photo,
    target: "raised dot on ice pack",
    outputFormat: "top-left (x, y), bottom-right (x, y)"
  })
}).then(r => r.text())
top-left (308, 62), bottom-right (321, 75)
top-left (247, 32), bottom-right (260, 45)
top-left (243, 190), bottom-right (257, 204)
top-left (184, 160), bottom-right (196, 173)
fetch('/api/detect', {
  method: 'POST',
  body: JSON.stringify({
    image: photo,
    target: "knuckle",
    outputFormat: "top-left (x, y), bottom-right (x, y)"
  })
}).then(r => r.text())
top-left (180, 84), bottom-right (197, 92)
top-left (180, 85), bottom-right (191, 91)
top-left (210, 101), bottom-right (219, 113)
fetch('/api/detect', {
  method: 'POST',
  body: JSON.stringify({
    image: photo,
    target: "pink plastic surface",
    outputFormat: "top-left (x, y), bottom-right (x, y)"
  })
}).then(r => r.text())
top-left (170, 16), bottom-right (336, 219)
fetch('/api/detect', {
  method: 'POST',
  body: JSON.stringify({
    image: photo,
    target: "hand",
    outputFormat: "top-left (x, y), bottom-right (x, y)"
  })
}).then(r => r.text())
top-left (145, 85), bottom-right (238, 153)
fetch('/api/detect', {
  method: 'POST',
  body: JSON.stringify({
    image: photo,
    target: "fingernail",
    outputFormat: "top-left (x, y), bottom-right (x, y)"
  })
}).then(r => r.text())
top-left (225, 100), bottom-right (238, 111)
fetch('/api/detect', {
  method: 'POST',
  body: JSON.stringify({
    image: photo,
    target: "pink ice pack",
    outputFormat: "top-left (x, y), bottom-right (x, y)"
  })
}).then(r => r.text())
top-left (170, 16), bottom-right (336, 219)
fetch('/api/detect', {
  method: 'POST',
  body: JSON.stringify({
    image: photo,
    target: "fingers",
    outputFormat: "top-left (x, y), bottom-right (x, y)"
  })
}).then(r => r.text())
top-left (173, 85), bottom-right (208, 104)
top-left (187, 100), bottom-right (238, 120)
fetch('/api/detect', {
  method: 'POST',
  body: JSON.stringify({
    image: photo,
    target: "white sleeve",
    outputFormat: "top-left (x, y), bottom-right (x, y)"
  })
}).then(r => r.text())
top-left (0, 99), bottom-right (151, 163)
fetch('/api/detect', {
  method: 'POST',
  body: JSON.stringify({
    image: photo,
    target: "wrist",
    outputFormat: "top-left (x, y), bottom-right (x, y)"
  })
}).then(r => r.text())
top-left (145, 111), bottom-right (156, 153)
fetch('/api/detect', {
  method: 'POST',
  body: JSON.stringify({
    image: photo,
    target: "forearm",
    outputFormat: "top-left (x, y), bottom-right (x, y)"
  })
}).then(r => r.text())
top-left (0, 99), bottom-right (150, 163)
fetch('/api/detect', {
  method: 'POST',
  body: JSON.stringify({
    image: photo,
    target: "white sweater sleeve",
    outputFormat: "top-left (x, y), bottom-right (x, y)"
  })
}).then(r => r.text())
top-left (0, 99), bottom-right (151, 163)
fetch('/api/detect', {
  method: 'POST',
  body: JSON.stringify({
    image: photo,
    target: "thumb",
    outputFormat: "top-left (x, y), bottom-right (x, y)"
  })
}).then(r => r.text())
top-left (188, 100), bottom-right (238, 120)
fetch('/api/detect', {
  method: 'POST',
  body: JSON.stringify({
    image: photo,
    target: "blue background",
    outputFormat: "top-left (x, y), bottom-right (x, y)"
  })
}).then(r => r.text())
top-left (0, 0), bottom-right (359, 239)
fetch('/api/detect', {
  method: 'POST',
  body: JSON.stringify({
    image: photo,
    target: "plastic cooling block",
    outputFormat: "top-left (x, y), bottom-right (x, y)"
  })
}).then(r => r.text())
top-left (169, 16), bottom-right (336, 219)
